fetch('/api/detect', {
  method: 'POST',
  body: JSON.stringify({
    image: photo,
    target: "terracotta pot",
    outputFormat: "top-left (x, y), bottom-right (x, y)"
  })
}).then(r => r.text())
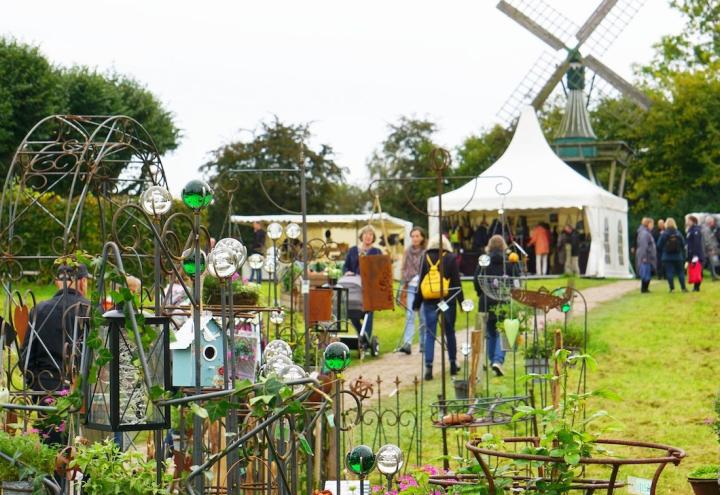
top-left (689, 478), bottom-right (720, 495)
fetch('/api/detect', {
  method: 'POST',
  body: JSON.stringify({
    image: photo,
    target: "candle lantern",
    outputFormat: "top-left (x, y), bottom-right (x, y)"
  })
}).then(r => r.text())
top-left (85, 310), bottom-right (171, 431)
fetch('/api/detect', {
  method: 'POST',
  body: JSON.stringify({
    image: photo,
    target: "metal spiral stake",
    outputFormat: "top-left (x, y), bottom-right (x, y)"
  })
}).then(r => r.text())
top-left (368, 146), bottom-right (512, 470)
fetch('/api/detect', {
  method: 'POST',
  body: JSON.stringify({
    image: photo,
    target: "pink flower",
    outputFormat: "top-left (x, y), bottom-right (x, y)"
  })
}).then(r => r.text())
top-left (28, 428), bottom-right (39, 434)
top-left (231, 272), bottom-right (240, 282)
top-left (56, 421), bottom-right (66, 433)
top-left (58, 389), bottom-right (70, 396)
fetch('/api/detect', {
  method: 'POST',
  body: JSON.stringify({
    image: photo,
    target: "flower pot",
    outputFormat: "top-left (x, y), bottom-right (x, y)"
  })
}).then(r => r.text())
top-left (453, 379), bottom-right (469, 400)
top-left (2, 480), bottom-right (34, 494)
top-left (525, 358), bottom-right (550, 376)
top-left (689, 478), bottom-right (720, 495)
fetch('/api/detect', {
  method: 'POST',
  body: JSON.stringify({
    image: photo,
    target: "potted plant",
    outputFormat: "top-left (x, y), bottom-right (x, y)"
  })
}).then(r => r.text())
top-left (524, 341), bottom-right (553, 376)
top-left (688, 391), bottom-right (720, 495)
top-left (0, 430), bottom-right (57, 493)
top-left (688, 465), bottom-right (720, 495)
top-left (70, 439), bottom-right (172, 494)
top-left (326, 264), bottom-right (342, 286)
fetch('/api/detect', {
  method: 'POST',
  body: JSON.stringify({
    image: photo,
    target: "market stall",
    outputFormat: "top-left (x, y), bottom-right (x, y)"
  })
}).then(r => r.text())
top-left (428, 107), bottom-right (631, 278)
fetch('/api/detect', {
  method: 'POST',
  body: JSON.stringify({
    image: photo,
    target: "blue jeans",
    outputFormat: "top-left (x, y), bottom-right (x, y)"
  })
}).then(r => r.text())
top-left (663, 260), bottom-right (686, 290)
top-left (250, 268), bottom-right (263, 284)
top-left (486, 314), bottom-right (505, 365)
top-left (350, 312), bottom-right (374, 340)
top-left (401, 286), bottom-right (425, 347)
top-left (422, 302), bottom-right (457, 368)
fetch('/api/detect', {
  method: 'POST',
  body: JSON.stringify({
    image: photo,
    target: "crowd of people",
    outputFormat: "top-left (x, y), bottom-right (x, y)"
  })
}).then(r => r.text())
top-left (635, 215), bottom-right (719, 293)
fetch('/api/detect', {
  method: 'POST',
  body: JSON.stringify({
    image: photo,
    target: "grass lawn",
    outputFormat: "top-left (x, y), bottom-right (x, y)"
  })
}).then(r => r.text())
top-left (379, 276), bottom-right (719, 494)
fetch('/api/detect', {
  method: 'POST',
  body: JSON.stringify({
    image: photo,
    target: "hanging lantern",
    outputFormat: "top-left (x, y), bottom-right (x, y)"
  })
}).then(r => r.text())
top-left (84, 310), bottom-right (171, 431)
top-left (181, 179), bottom-right (213, 210)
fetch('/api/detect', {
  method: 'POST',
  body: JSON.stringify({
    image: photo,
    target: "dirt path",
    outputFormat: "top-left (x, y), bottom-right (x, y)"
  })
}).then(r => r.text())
top-left (344, 279), bottom-right (637, 385)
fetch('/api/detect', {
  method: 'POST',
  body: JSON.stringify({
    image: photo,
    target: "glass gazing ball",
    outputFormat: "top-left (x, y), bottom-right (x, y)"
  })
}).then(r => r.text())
top-left (346, 445), bottom-right (376, 476)
top-left (279, 364), bottom-right (307, 394)
top-left (262, 355), bottom-right (293, 377)
top-left (285, 223), bottom-right (301, 240)
top-left (376, 444), bottom-right (403, 476)
top-left (141, 186), bottom-right (172, 216)
top-left (461, 299), bottom-right (475, 312)
top-left (264, 339), bottom-right (292, 361)
top-left (248, 253), bottom-right (265, 270)
top-left (270, 310), bottom-right (285, 325)
top-left (553, 288), bottom-right (572, 313)
top-left (216, 238), bottom-right (247, 268)
top-left (181, 179), bottom-right (213, 210)
top-left (478, 254), bottom-right (491, 267)
top-left (207, 247), bottom-right (238, 279)
top-left (324, 342), bottom-right (351, 372)
top-left (267, 222), bottom-right (283, 240)
top-left (181, 248), bottom-right (206, 277)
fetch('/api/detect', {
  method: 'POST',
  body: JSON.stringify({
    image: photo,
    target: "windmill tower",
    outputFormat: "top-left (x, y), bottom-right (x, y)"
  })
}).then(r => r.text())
top-left (496, 0), bottom-right (650, 197)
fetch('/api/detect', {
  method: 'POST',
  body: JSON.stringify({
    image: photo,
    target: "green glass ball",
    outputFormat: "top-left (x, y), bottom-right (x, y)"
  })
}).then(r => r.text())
top-left (182, 248), bottom-right (206, 277)
top-left (552, 288), bottom-right (572, 313)
top-left (182, 179), bottom-right (213, 209)
top-left (346, 445), bottom-right (375, 476)
top-left (324, 342), bottom-right (351, 372)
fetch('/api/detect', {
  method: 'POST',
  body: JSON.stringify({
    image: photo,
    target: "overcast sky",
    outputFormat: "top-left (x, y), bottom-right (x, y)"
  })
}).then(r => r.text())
top-left (2, 1), bottom-right (683, 194)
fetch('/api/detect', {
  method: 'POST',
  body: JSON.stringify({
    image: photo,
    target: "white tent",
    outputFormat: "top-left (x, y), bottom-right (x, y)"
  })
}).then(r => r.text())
top-left (428, 107), bottom-right (631, 278)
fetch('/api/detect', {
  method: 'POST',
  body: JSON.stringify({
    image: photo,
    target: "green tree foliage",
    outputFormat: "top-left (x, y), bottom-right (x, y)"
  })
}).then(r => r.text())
top-left (453, 125), bottom-right (512, 178)
top-left (366, 117), bottom-right (442, 227)
top-left (201, 118), bottom-right (349, 239)
top-left (645, 0), bottom-right (720, 76)
top-left (0, 38), bottom-right (180, 179)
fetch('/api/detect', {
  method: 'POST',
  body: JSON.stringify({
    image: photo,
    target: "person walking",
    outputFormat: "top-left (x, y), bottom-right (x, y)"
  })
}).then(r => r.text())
top-left (686, 215), bottom-right (705, 291)
top-left (250, 221), bottom-right (267, 283)
top-left (396, 227), bottom-right (427, 355)
top-left (558, 224), bottom-right (580, 276)
top-left (343, 225), bottom-right (382, 345)
top-left (635, 218), bottom-right (656, 293)
top-left (657, 217), bottom-right (687, 293)
top-left (413, 236), bottom-right (465, 381)
top-left (701, 215), bottom-right (719, 281)
top-left (527, 222), bottom-right (550, 276)
top-left (473, 235), bottom-right (519, 376)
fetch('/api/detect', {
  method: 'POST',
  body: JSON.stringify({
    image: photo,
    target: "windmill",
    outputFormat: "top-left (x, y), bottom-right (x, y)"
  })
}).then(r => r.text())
top-left (496, 0), bottom-right (650, 197)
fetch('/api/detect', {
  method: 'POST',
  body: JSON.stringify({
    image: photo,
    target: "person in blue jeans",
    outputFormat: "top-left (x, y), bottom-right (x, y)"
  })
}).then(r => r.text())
top-left (656, 217), bottom-right (687, 293)
top-left (473, 235), bottom-right (520, 377)
top-left (413, 236), bottom-right (465, 380)
top-left (397, 227), bottom-right (427, 354)
top-left (343, 225), bottom-right (382, 344)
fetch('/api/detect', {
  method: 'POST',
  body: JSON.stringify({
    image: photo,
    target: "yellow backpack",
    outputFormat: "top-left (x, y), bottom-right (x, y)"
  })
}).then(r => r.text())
top-left (420, 254), bottom-right (450, 299)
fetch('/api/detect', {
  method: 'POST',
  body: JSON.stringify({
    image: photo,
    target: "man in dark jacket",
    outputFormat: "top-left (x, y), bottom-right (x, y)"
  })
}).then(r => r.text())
top-left (413, 236), bottom-right (465, 380)
top-left (22, 263), bottom-right (90, 393)
top-left (685, 215), bottom-right (705, 291)
top-left (558, 225), bottom-right (580, 275)
top-left (250, 221), bottom-right (267, 283)
top-left (635, 218), bottom-right (657, 293)
top-left (657, 217), bottom-right (687, 292)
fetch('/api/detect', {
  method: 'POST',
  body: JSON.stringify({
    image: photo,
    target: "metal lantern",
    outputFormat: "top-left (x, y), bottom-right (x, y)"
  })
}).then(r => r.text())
top-left (85, 310), bottom-right (171, 431)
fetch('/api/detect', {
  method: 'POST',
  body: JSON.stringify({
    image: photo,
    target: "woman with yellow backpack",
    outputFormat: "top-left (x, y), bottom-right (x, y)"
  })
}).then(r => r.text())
top-left (413, 235), bottom-right (465, 380)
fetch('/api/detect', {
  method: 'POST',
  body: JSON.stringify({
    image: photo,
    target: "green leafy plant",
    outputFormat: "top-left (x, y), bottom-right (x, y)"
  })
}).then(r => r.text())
top-left (70, 439), bottom-right (172, 494)
top-left (524, 341), bottom-right (553, 360)
top-left (281, 264), bottom-right (303, 292)
top-left (0, 430), bottom-right (57, 491)
top-left (688, 465), bottom-right (720, 479)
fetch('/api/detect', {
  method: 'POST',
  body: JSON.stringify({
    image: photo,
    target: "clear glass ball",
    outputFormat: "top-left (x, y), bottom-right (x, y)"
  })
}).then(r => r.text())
top-left (270, 310), bottom-right (285, 325)
top-left (285, 223), bottom-right (302, 240)
top-left (279, 364), bottom-right (307, 394)
top-left (248, 253), bottom-right (265, 270)
top-left (478, 254), bottom-right (491, 267)
top-left (262, 354), bottom-right (293, 376)
top-left (461, 299), bottom-right (475, 312)
top-left (264, 339), bottom-right (292, 361)
top-left (140, 186), bottom-right (172, 216)
top-left (216, 238), bottom-right (247, 268)
top-left (267, 222), bottom-right (283, 240)
top-left (207, 247), bottom-right (238, 279)
top-left (376, 444), bottom-right (403, 475)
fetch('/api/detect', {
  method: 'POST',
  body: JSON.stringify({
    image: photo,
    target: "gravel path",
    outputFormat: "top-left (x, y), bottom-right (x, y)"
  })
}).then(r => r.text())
top-left (344, 279), bottom-right (637, 385)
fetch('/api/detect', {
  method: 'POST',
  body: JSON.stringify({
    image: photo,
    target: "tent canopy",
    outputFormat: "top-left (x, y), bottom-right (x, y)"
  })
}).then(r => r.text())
top-left (428, 107), bottom-right (631, 278)
top-left (428, 107), bottom-right (627, 214)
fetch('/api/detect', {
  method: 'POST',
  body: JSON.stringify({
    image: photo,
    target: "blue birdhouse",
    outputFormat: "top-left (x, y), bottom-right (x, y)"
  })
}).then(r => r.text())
top-left (171, 315), bottom-right (226, 388)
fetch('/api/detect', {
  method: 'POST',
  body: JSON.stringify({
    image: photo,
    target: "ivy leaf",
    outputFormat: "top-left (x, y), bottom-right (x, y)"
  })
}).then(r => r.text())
top-left (564, 452), bottom-right (581, 465)
top-left (189, 402), bottom-right (208, 419)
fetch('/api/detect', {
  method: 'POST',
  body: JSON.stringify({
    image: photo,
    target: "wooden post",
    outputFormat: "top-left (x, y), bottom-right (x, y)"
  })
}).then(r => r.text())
top-left (552, 329), bottom-right (563, 410)
top-left (468, 330), bottom-right (483, 398)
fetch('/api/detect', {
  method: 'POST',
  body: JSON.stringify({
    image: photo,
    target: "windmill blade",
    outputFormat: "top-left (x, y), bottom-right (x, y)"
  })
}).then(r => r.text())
top-left (582, 0), bottom-right (647, 57)
top-left (576, 0), bottom-right (619, 45)
top-left (531, 59), bottom-right (570, 109)
top-left (497, 0), bottom-right (568, 51)
top-left (496, 51), bottom-right (567, 127)
top-left (583, 55), bottom-right (651, 109)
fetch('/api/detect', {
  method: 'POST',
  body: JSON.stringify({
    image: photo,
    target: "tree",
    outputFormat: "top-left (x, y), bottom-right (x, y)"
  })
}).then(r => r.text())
top-left (0, 38), bottom-right (180, 180)
top-left (201, 118), bottom-right (349, 239)
top-left (453, 125), bottom-right (512, 178)
top-left (366, 117), bottom-right (442, 227)
top-left (0, 38), bottom-right (63, 169)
